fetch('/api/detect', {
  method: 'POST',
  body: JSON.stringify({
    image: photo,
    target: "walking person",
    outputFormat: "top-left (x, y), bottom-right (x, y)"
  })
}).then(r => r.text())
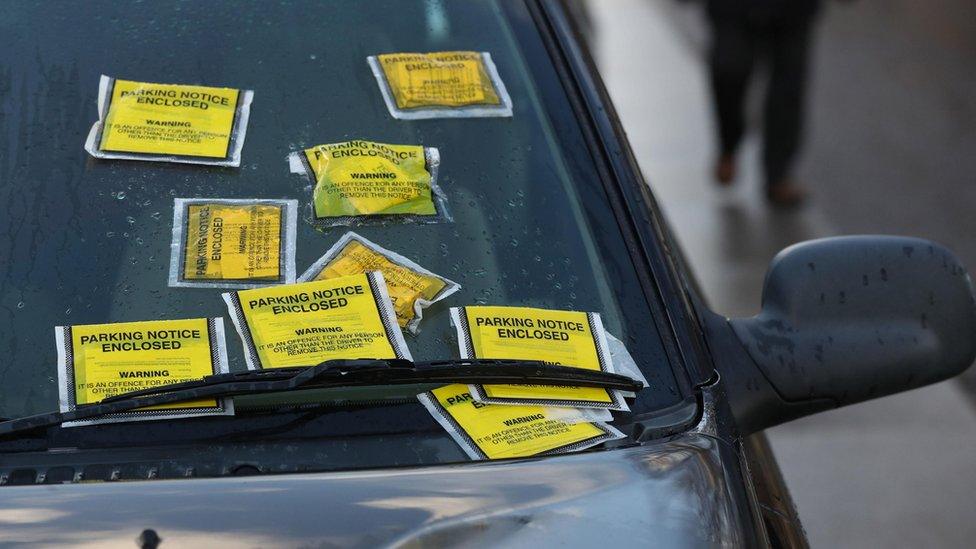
top-left (707, 0), bottom-right (822, 206)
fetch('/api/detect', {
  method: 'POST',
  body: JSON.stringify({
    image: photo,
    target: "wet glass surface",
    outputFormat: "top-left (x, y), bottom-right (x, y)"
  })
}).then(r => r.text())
top-left (0, 0), bottom-right (679, 422)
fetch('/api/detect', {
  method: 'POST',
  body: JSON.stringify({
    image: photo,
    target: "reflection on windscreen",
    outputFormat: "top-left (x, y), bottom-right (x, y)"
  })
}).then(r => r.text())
top-left (0, 0), bottom-right (677, 421)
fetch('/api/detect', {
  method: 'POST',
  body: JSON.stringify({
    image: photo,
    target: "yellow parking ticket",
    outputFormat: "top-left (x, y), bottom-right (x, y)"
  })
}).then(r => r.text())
top-left (222, 272), bottom-right (411, 370)
top-left (299, 232), bottom-right (460, 334)
top-left (85, 75), bottom-right (254, 166)
top-left (55, 318), bottom-right (233, 427)
top-left (291, 140), bottom-right (446, 224)
top-left (169, 198), bottom-right (298, 288)
top-left (377, 51), bottom-right (501, 109)
top-left (368, 51), bottom-right (512, 119)
top-left (418, 384), bottom-right (623, 460)
top-left (451, 306), bottom-right (629, 411)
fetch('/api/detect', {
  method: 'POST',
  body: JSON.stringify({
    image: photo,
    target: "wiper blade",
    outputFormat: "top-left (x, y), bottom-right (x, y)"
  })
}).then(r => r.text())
top-left (0, 359), bottom-right (642, 437)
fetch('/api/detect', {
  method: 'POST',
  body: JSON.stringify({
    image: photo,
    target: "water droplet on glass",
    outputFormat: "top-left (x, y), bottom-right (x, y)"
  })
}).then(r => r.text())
top-left (533, 255), bottom-right (542, 262)
top-left (126, 216), bottom-right (136, 224)
top-left (116, 191), bottom-right (126, 200)
top-left (17, 301), bottom-right (25, 309)
top-left (106, 231), bottom-right (116, 238)
top-left (509, 238), bottom-right (519, 247)
top-left (151, 211), bottom-right (162, 220)
top-left (309, 54), bottom-right (317, 60)
top-left (65, 308), bottom-right (72, 315)
top-left (473, 268), bottom-right (486, 278)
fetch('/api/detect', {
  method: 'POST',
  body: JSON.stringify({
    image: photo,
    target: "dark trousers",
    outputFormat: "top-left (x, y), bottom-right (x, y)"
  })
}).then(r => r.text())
top-left (708, 15), bottom-right (814, 188)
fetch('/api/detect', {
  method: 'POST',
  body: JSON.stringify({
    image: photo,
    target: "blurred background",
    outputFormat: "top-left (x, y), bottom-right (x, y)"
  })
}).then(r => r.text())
top-left (571, 0), bottom-right (976, 547)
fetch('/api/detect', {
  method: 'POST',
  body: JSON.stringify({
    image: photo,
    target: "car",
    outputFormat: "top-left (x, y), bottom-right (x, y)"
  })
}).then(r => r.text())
top-left (1, 1), bottom-right (973, 547)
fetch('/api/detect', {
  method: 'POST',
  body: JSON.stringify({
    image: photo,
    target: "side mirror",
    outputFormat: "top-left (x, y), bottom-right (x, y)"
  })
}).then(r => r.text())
top-left (708, 235), bottom-right (976, 435)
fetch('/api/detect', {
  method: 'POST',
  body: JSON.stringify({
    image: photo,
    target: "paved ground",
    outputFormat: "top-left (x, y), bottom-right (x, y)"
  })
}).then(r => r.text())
top-left (581, 0), bottom-right (976, 547)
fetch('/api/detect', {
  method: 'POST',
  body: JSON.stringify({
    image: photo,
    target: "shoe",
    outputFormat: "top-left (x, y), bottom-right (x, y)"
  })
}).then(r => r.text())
top-left (715, 154), bottom-right (736, 186)
top-left (766, 181), bottom-right (807, 207)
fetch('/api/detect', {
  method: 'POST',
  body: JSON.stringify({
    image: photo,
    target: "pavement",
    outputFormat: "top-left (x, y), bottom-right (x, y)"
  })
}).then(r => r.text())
top-left (580, 0), bottom-right (976, 547)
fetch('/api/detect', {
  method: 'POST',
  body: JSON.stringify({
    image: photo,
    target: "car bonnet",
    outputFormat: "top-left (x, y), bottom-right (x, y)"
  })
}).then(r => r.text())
top-left (0, 433), bottom-right (754, 547)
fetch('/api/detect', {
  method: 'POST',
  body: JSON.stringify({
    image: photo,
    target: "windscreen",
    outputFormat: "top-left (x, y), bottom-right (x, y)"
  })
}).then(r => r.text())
top-left (0, 1), bottom-right (681, 436)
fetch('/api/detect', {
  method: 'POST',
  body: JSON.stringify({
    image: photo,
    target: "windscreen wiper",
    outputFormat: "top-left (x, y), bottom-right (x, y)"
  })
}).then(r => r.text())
top-left (0, 359), bottom-right (643, 437)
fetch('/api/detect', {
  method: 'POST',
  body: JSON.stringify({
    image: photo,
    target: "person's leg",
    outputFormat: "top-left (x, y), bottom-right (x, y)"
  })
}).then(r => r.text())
top-left (762, 18), bottom-right (814, 204)
top-left (708, 17), bottom-right (756, 184)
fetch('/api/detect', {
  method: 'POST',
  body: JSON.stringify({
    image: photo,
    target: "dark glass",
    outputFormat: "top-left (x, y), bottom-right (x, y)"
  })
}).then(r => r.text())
top-left (0, 0), bottom-right (680, 438)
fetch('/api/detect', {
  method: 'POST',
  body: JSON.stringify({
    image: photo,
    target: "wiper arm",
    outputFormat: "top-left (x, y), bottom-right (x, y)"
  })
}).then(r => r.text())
top-left (0, 359), bottom-right (642, 437)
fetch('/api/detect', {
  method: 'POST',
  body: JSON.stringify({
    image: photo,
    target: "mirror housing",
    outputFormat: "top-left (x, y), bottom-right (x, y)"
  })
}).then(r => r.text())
top-left (708, 236), bottom-right (976, 435)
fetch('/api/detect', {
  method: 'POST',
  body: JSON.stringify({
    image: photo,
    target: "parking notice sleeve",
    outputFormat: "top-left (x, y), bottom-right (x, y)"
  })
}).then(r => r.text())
top-left (418, 384), bottom-right (623, 460)
top-left (451, 306), bottom-right (629, 411)
top-left (376, 51), bottom-right (501, 109)
top-left (223, 272), bottom-right (411, 369)
top-left (99, 79), bottom-right (241, 158)
top-left (55, 317), bottom-right (232, 426)
top-left (301, 141), bottom-right (437, 220)
top-left (169, 198), bottom-right (299, 289)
